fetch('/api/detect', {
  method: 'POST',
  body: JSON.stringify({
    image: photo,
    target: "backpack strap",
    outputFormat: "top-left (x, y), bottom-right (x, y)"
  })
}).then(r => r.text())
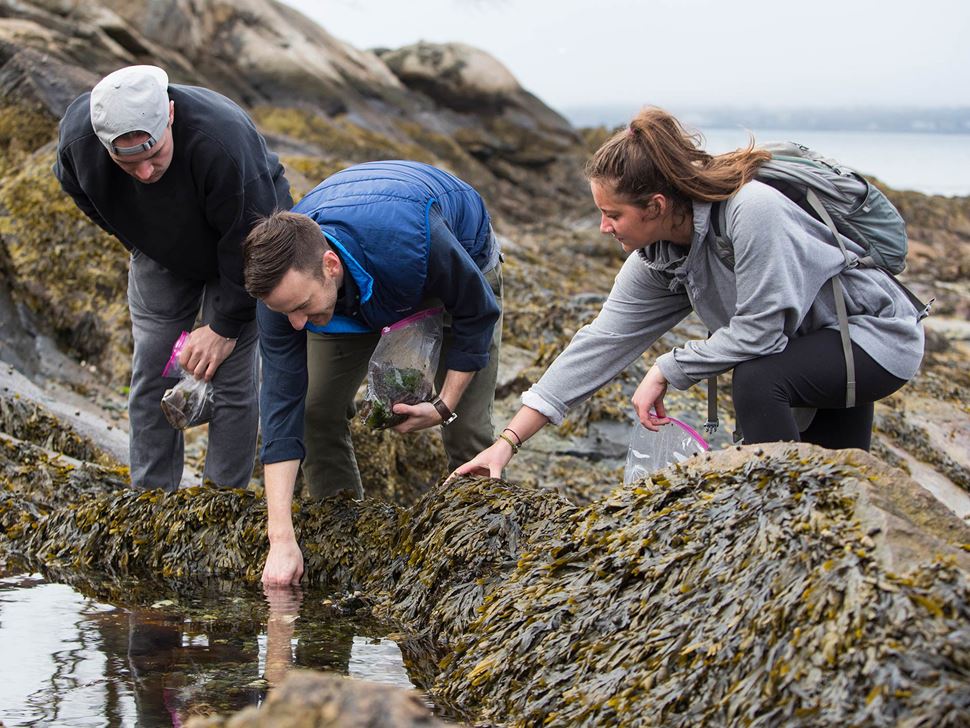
top-left (829, 275), bottom-right (857, 409)
top-left (805, 188), bottom-right (857, 408)
top-left (805, 189), bottom-right (854, 269)
top-left (706, 209), bottom-right (722, 436)
top-left (704, 331), bottom-right (718, 435)
top-left (710, 199), bottom-right (729, 242)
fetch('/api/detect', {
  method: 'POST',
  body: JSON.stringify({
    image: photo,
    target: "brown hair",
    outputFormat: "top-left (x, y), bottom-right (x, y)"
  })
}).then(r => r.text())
top-left (243, 210), bottom-right (332, 298)
top-left (585, 107), bottom-right (770, 217)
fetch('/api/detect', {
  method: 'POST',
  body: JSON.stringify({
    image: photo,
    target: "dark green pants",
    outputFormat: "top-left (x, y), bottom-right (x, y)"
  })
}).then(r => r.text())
top-left (302, 263), bottom-right (503, 499)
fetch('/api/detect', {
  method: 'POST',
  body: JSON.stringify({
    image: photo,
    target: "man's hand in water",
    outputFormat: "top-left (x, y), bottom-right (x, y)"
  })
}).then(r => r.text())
top-left (262, 537), bottom-right (304, 586)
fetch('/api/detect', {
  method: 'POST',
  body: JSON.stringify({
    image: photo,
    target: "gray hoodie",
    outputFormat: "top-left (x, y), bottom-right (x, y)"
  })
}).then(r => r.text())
top-left (523, 181), bottom-right (924, 425)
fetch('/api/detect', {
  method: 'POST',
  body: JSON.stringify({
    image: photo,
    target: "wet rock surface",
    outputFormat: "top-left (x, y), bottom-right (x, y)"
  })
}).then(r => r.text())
top-left (185, 670), bottom-right (446, 728)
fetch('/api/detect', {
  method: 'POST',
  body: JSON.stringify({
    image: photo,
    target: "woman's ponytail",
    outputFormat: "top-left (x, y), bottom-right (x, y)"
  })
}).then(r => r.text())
top-left (585, 107), bottom-right (769, 210)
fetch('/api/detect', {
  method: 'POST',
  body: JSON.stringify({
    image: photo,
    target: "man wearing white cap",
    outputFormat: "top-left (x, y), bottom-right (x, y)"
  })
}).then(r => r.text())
top-left (54, 65), bottom-right (292, 491)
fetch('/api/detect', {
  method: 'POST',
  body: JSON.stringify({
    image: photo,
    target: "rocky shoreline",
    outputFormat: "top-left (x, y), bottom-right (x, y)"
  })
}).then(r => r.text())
top-left (0, 0), bottom-right (968, 724)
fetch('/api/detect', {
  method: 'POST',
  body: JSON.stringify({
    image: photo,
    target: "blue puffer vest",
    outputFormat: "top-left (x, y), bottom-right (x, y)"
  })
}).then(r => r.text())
top-left (292, 161), bottom-right (492, 334)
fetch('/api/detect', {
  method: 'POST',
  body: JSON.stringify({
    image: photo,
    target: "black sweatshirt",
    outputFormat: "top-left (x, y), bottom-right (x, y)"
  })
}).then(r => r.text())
top-left (54, 84), bottom-right (292, 338)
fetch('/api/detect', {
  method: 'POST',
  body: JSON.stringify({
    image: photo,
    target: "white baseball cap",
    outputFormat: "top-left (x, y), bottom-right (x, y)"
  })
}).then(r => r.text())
top-left (90, 65), bottom-right (170, 156)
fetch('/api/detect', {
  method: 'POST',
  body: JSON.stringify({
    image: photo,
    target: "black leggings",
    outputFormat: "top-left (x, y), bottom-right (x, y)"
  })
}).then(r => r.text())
top-left (732, 329), bottom-right (908, 451)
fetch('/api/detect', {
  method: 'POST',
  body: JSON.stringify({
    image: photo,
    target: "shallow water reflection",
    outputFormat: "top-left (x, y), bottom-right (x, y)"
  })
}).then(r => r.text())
top-left (0, 572), bottom-right (421, 726)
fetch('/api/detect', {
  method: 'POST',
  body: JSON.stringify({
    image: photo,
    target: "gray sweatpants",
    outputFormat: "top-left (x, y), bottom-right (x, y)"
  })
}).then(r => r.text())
top-left (127, 251), bottom-right (259, 491)
top-left (302, 262), bottom-right (503, 500)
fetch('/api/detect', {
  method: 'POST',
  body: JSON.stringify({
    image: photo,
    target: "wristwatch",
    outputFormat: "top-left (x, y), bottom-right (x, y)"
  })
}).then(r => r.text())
top-left (431, 397), bottom-right (458, 426)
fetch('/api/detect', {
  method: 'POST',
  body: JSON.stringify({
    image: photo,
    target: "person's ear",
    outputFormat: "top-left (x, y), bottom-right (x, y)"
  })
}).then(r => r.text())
top-left (643, 194), bottom-right (666, 220)
top-left (322, 249), bottom-right (341, 278)
top-left (168, 100), bottom-right (175, 126)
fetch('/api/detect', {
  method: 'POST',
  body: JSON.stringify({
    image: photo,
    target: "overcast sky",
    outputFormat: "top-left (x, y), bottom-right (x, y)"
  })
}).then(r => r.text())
top-left (281, 0), bottom-right (969, 116)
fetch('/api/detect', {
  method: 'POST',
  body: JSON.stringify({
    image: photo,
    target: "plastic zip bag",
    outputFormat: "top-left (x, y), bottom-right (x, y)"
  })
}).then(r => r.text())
top-left (361, 308), bottom-right (444, 429)
top-left (623, 416), bottom-right (708, 485)
top-left (159, 330), bottom-right (213, 430)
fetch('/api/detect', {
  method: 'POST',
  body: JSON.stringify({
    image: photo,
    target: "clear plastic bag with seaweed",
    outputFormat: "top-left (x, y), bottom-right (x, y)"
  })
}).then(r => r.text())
top-left (361, 308), bottom-right (444, 429)
top-left (159, 330), bottom-right (214, 430)
top-left (623, 416), bottom-right (709, 484)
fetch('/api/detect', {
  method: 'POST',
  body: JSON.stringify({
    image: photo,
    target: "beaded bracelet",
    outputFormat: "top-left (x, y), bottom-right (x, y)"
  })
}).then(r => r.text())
top-left (497, 432), bottom-right (519, 455)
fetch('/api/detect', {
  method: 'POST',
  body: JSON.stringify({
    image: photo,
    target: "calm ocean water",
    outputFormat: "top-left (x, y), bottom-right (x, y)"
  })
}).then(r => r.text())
top-left (698, 128), bottom-right (970, 198)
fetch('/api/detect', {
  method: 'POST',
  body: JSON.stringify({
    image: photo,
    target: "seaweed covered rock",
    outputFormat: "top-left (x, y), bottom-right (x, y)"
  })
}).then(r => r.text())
top-left (350, 418), bottom-right (447, 508)
top-left (436, 446), bottom-right (970, 726)
top-left (0, 391), bottom-right (121, 466)
top-left (0, 435), bottom-right (127, 552)
top-left (382, 477), bottom-right (571, 647)
top-left (14, 462), bottom-right (570, 613)
top-left (21, 484), bottom-right (388, 585)
top-left (186, 670), bottom-right (445, 728)
top-left (0, 149), bottom-right (132, 379)
top-left (3, 441), bottom-right (968, 726)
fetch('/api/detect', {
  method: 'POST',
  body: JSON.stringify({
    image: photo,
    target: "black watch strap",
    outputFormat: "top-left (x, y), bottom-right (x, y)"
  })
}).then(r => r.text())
top-left (431, 397), bottom-right (458, 426)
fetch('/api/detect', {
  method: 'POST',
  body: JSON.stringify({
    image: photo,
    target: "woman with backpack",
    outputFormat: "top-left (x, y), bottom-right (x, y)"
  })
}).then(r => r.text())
top-left (453, 107), bottom-right (925, 479)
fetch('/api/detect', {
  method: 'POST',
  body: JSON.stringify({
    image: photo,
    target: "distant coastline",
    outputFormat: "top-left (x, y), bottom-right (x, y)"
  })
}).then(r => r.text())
top-left (561, 105), bottom-right (970, 135)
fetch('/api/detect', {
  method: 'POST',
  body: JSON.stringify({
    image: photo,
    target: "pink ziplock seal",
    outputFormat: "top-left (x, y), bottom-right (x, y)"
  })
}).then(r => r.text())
top-left (381, 307), bottom-right (444, 335)
top-left (162, 330), bottom-right (190, 377)
top-left (669, 416), bottom-right (710, 450)
top-left (649, 410), bottom-right (710, 450)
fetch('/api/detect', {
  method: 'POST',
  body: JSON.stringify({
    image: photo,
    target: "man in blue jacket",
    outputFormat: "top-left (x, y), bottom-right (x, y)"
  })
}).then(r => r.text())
top-left (243, 161), bottom-right (503, 585)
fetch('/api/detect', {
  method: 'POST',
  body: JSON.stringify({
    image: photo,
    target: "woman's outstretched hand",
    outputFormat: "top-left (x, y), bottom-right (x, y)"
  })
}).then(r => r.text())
top-left (448, 437), bottom-right (516, 482)
top-left (632, 364), bottom-right (671, 431)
